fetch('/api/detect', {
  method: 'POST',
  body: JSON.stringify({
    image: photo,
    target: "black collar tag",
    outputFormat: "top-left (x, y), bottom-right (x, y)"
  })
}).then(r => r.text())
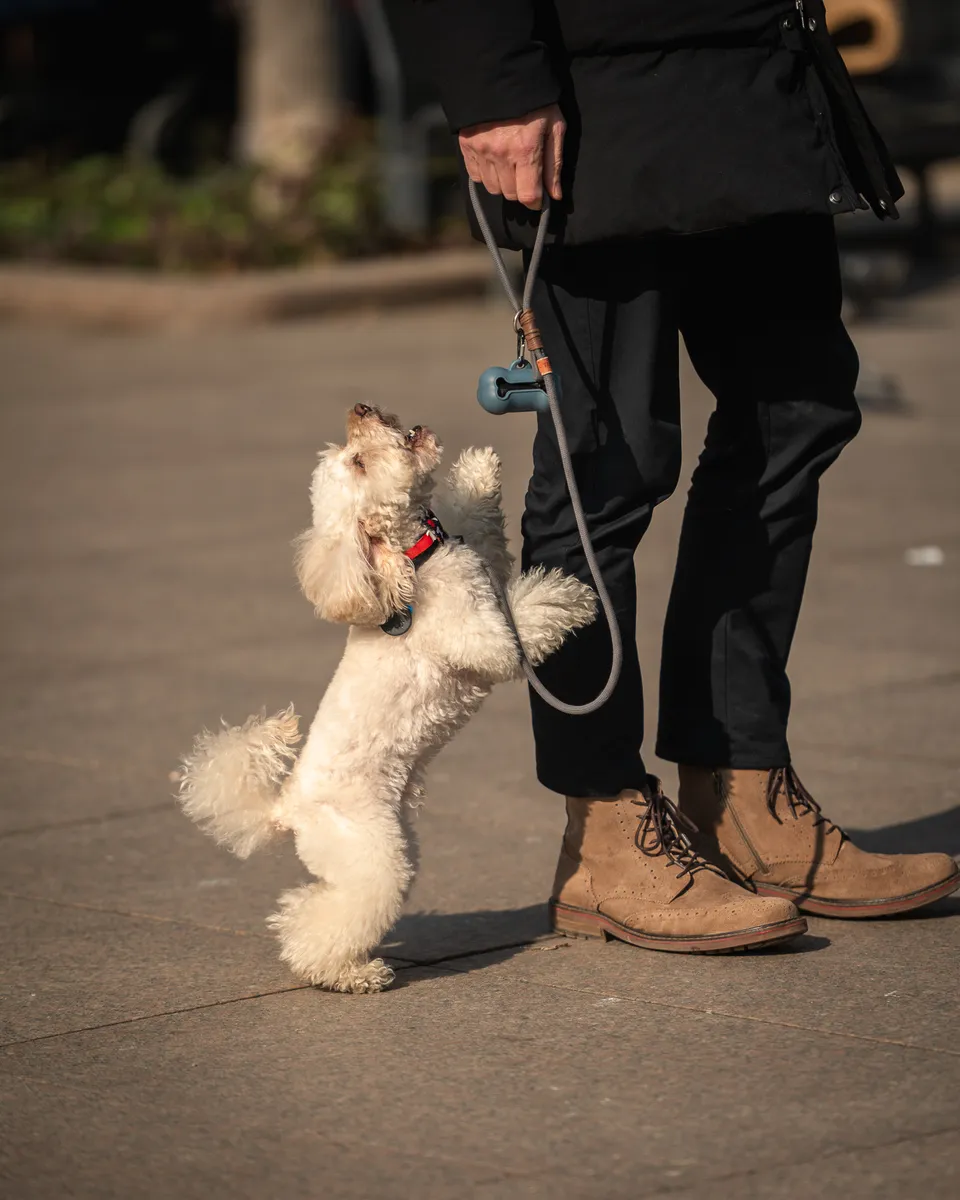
top-left (380, 604), bottom-right (414, 637)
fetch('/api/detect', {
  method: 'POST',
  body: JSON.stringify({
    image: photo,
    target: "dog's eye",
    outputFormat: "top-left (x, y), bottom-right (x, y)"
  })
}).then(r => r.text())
top-left (406, 426), bottom-right (422, 442)
top-left (352, 454), bottom-right (365, 471)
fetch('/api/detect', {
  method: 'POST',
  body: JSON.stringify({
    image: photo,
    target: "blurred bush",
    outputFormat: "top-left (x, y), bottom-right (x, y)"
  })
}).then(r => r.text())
top-left (0, 132), bottom-right (408, 270)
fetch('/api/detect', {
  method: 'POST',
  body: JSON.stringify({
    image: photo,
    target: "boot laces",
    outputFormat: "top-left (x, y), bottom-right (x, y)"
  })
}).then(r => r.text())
top-left (632, 778), bottom-right (725, 885)
top-left (766, 767), bottom-right (845, 840)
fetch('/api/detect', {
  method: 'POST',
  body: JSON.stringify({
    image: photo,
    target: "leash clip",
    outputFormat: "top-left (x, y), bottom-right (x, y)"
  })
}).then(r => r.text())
top-left (514, 310), bottom-right (527, 364)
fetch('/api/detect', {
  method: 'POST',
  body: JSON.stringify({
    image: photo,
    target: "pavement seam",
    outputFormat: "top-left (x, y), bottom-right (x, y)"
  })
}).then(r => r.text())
top-left (392, 936), bottom-right (552, 970)
top-left (6, 905), bottom-right (956, 1059)
top-left (429, 952), bottom-right (960, 1058)
top-left (0, 746), bottom-right (101, 770)
top-left (2, 886), bottom-right (539, 966)
top-left (0, 801), bottom-right (174, 840)
top-left (0, 983), bottom-right (313, 1050)
top-left (0, 931), bottom-right (542, 1051)
top-left (0, 887), bottom-right (268, 940)
top-left (644, 1121), bottom-right (960, 1196)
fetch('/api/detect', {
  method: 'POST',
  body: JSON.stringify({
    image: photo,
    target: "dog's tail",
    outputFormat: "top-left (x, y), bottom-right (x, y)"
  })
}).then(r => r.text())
top-left (177, 706), bottom-right (301, 858)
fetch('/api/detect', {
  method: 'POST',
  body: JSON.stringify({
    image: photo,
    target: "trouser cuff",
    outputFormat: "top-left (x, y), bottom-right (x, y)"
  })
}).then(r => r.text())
top-left (655, 736), bottom-right (791, 769)
top-left (536, 756), bottom-right (648, 799)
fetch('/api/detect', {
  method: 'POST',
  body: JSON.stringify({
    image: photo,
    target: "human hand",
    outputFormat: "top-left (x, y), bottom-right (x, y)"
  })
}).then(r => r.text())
top-left (458, 104), bottom-right (565, 210)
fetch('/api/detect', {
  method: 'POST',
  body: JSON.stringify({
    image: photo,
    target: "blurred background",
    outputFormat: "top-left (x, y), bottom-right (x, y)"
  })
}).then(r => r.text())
top-left (0, 0), bottom-right (467, 268)
top-left (0, 0), bottom-right (958, 282)
top-left (1, 4), bottom-right (959, 1198)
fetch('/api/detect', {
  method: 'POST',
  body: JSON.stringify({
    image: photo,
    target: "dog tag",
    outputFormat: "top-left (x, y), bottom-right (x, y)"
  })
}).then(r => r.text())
top-left (380, 605), bottom-right (413, 637)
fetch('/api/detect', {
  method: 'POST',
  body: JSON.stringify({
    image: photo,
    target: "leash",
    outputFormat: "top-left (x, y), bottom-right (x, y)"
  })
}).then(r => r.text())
top-left (468, 179), bottom-right (622, 715)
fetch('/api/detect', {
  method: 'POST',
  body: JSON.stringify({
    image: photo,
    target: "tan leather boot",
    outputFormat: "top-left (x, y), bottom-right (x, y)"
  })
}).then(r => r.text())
top-left (549, 778), bottom-right (806, 952)
top-left (678, 766), bottom-right (960, 917)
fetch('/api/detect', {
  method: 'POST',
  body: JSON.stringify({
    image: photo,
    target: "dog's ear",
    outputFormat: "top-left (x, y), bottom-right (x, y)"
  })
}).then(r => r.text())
top-left (295, 523), bottom-right (382, 624)
top-left (294, 524), bottom-right (414, 626)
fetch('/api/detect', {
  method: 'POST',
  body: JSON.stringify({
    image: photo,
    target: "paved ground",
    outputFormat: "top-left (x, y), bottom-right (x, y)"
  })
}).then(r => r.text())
top-left (1, 276), bottom-right (958, 1199)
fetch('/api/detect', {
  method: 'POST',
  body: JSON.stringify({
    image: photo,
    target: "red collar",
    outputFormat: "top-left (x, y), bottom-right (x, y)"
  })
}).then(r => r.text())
top-left (403, 509), bottom-right (447, 566)
top-left (380, 511), bottom-right (452, 636)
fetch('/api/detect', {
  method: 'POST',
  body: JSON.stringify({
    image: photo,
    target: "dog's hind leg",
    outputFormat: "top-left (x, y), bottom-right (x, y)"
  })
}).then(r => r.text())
top-left (398, 768), bottom-right (425, 898)
top-left (269, 883), bottom-right (397, 993)
top-left (268, 797), bottom-right (413, 993)
top-left (434, 447), bottom-right (512, 583)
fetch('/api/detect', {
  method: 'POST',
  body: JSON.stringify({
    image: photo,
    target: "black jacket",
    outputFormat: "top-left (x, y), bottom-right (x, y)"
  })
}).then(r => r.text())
top-left (409, 0), bottom-right (903, 248)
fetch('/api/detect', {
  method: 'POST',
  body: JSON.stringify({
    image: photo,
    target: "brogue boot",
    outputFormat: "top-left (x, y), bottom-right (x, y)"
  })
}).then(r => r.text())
top-left (549, 777), bottom-right (806, 952)
top-left (678, 766), bottom-right (960, 917)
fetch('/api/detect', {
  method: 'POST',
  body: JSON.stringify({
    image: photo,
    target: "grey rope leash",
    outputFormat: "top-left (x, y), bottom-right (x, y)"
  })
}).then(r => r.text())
top-left (469, 179), bottom-right (622, 715)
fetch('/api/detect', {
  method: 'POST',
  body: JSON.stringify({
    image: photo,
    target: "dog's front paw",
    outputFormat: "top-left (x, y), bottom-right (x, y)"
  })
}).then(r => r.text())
top-left (446, 446), bottom-right (502, 502)
top-left (328, 958), bottom-right (396, 994)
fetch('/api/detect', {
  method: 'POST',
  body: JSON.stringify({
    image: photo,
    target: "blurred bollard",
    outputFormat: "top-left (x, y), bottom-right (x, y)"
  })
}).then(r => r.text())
top-left (238, 0), bottom-right (341, 191)
top-left (355, 0), bottom-right (446, 237)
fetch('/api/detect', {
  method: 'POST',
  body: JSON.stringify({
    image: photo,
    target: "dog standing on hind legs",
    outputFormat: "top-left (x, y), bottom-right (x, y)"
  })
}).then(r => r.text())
top-left (177, 405), bottom-right (596, 993)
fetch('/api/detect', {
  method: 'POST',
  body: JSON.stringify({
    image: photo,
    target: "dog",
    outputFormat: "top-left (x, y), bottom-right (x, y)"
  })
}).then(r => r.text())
top-left (177, 405), bottom-right (596, 993)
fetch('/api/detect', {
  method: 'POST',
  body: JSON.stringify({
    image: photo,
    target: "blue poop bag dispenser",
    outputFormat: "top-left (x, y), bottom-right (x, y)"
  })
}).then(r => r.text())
top-left (476, 315), bottom-right (558, 415)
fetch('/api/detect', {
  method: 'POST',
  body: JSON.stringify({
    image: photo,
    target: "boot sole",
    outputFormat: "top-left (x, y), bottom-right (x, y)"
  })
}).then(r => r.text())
top-left (753, 864), bottom-right (960, 918)
top-left (549, 901), bottom-right (807, 953)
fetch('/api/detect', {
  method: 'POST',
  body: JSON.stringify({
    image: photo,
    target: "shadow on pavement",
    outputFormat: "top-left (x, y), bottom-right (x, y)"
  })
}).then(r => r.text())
top-left (761, 933), bottom-right (830, 954)
top-left (847, 804), bottom-right (960, 857)
top-left (886, 894), bottom-right (960, 921)
top-left (381, 807), bottom-right (960, 974)
top-left (385, 902), bottom-right (550, 966)
top-left (384, 906), bottom-right (832, 987)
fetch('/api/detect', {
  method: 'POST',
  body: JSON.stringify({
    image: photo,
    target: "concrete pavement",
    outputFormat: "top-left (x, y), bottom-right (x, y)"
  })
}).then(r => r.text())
top-left (1, 281), bottom-right (958, 1198)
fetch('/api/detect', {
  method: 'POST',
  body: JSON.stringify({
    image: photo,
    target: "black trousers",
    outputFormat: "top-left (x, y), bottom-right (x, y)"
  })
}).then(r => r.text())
top-left (521, 216), bottom-right (861, 797)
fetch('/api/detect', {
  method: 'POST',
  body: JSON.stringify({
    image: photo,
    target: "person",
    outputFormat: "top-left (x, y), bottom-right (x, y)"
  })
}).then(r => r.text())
top-left (410, 0), bottom-right (960, 949)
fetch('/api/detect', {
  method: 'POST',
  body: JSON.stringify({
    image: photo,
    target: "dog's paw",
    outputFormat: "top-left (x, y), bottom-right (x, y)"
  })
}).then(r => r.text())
top-left (446, 446), bottom-right (501, 501)
top-left (328, 958), bottom-right (396, 995)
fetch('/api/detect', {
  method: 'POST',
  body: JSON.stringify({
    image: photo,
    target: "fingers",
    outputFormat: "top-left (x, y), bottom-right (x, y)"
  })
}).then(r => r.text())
top-left (544, 114), bottom-right (565, 202)
top-left (460, 140), bottom-right (510, 199)
top-left (481, 160), bottom-right (505, 199)
top-left (458, 105), bottom-right (563, 211)
top-left (514, 150), bottom-right (544, 210)
top-left (460, 142), bottom-right (483, 185)
top-left (466, 156), bottom-right (523, 205)
top-left (495, 162), bottom-right (521, 204)
top-left (464, 147), bottom-right (542, 210)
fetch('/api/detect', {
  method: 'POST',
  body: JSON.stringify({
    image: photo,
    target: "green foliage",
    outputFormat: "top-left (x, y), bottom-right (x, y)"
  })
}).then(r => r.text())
top-left (0, 142), bottom-right (401, 271)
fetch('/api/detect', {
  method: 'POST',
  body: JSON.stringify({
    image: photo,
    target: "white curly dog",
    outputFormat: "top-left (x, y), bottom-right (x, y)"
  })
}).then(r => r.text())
top-left (177, 404), bottom-right (595, 993)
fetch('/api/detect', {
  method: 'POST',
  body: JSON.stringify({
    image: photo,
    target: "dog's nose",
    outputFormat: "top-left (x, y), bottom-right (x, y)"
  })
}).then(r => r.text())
top-left (354, 403), bottom-right (373, 418)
